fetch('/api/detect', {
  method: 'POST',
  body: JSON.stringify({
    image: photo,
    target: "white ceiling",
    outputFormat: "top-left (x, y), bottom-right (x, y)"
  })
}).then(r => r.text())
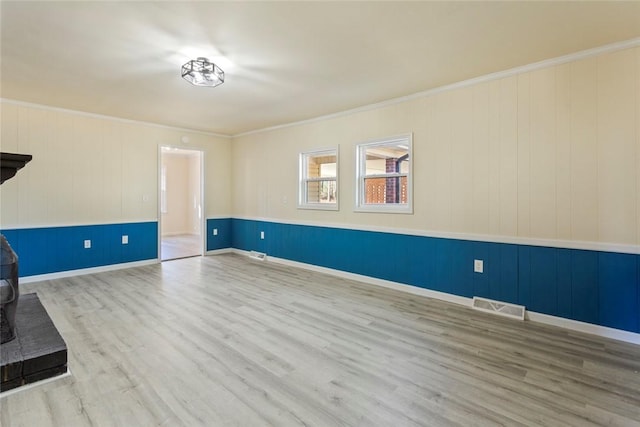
top-left (2, 1), bottom-right (640, 136)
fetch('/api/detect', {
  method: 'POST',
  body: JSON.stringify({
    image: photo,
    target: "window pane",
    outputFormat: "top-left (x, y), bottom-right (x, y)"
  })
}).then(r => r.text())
top-left (364, 144), bottom-right (409, 176)
top-left (306, 179), bottom-right (337, 204)
top-left (363, 176), bottom-right (407, 204)
top-left (356, 134), bottom-right (411, 213)
top-left (307, 155), bottom-right (336, 178)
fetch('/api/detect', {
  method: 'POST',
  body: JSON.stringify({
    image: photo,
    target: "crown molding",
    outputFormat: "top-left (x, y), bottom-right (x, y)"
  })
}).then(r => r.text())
top-left (0, 98), bottom-right (232, 139)
top-left (233, 37), bottom-right (640, 138)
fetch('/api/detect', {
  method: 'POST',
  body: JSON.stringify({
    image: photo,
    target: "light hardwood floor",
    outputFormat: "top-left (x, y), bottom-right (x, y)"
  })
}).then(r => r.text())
top-left (161, 234), bottom-right (201, 261)
top-left (1, 253), bottom-right (639, 426)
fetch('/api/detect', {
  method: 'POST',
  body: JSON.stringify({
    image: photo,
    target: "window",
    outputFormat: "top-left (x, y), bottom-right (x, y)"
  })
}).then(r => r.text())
top-left (356, 134), bottom-right (412, 213)
top-left (299, 148), bottom-right (338, 210)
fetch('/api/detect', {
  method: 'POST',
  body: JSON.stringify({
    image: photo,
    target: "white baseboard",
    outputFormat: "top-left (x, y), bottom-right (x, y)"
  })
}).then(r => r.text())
top-left (526, 312), bottom-right (640, 345)
top-left (227, 249), bottom-right (640, 346)
top-left (161, 232), bottom-right (199, 237)
top-left (205, 248), bottom-right (233, 256)
top-left (19, 259), bottom-right (159, 284)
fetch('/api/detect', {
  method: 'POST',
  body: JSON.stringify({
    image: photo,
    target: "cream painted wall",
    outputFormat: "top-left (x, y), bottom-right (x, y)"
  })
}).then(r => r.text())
top-left (231, 46), bottom-right (640, 247)
top-left (162, 154), bottom-right (190, 236)
top-left (0, 103), bottom-right (231, 228)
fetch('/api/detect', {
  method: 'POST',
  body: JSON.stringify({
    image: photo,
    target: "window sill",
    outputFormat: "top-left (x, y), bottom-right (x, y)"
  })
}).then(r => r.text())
top-left (354, 205), bottom-right (413, 214)
top-left (297, 204), bottom-right (339, 211)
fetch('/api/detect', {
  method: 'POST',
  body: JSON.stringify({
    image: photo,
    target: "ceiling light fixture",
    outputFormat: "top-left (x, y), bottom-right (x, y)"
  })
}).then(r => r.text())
top-left (181, 57), bottom-right (224, 87)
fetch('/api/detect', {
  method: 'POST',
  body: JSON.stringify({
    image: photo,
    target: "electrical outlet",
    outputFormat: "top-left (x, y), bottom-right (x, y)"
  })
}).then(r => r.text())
top-left (213, 228), bottom-right (218, 236)
top-left (474, 259), bottom-right (484, 273)
top-left (260, 231), bottom-right (265, 240)
top-left (84, 239), bottom-right (91, 249)
top-left (122, 235), bottom-right (128, 244)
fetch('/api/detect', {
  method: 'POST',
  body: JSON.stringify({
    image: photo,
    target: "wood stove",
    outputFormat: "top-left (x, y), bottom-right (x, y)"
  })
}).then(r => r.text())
top-left (0, 152), bottom-right (31, 343)
top-left (1, 152), bottom-right (68, 392)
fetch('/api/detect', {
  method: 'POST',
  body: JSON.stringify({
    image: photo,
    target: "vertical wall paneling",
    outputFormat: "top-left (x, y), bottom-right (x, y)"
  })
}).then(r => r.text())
top-left (0, 102), bottom-right (19, 152)
top-left (488, 243), bottom-right (518, 305)
top-left (434, 238), bottom-right (453, 294)
top-left (472, 83), bottom-right (490, 234)
top-left (17, 227), bottom-right (49, 275)
top-left (528, 246), bottom-right (558, 316)
top-left (421, 97), bottom-right (439, 227)
top-left (16, 107), bottom-right (31, 225)
top-left (569, 58), bottom-right (599, 242)
top-left (450, 239), bottom-right (473, 297)
top-left (487, 80), bottom-right (501, 236)
top-left (529, 68), bottom-right (557, 239)
top-left (498, 76), bottom-right (519, 236)
top-left (450, 87), bottom-right (474, 233)
top-left (517, 74), bottom-right (531, 237)
top-left (434, 93), bottom-right (453, 230)
top-left (206, 218), bottom-right (232, 251)
top-left (570, 250), bottom-right (599, 325)
top-left (556, 249), bottom-right (572, 319)
top-left (598, 252), bottom-right (638, 332)
top-left (23, 108), bottom-right (49, 226)
top-left (597, 49), bottom-right (637, 244)
top-left (103, 120), bottom-right (123, 222)
top-left (50, 111), bottom-right (75, 223)
top-left (2, 222), bottom-right (158, 277)
top-left (555, 64), bottom-right (572, 240)
top-left (0, 104), bottom-right (19, 224)
top-left (636, 47), bottom-right (640, 247)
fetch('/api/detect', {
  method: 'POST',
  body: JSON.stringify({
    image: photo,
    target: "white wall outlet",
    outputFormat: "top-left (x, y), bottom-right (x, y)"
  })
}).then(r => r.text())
top-left (142, 194), bottom-right (150, 202)
top-left (213, 228), bottom-right (218, 236)
top-left (260, 231), bottom-right (265, 240)
top-left (122, 235), bottom-right (129, 244)
top-left (474, 259), bottom-right (484, 273)
top-left (84, 239), bottom-right (91, 249)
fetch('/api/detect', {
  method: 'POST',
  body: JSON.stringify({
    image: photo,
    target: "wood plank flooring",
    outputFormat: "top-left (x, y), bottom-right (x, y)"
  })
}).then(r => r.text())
top-left (160, 234), bottom-right (201, 261)
top-left (1, 253), bottom-right (639, 426)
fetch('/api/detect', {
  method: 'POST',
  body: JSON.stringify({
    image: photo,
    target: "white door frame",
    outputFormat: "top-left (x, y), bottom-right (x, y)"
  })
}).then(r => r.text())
top-left (157, 145), bottom-right (205, 260)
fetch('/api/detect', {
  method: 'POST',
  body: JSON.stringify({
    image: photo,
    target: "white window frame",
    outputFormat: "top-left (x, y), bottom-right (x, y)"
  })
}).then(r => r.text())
top-left (298, 147), bottom-right (339, 211)
top-left (355, 133), bottom-right (413, 214)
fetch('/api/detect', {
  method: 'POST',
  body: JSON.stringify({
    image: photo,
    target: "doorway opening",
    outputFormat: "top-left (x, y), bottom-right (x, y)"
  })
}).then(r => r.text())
top-left (159, 146), bottom-right (204, 261)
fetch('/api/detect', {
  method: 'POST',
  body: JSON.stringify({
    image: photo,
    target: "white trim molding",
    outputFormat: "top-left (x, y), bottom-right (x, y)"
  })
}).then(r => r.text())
top-left (234, 37), bottom-right (640, 138)
top-left (0, 98), bottom-right (231, 139)
top-left (0, 219), bottom-right (159, 231)
top-left (205, 248), bottom-right (233, 256)
top-left (19, 259), bottom-right (158, 284)
top-left (230, 216), bottom-right (640, 255)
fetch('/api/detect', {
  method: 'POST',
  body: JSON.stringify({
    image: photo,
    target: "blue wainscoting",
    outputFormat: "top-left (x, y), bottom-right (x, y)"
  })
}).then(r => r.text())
top-left (4, 217), bottom-right (638, 334)
top-left (230, 218), bottom-right (640, 334)
top-left (206, 218), bottom-right (232, 251)
top-left (1, 222), bottom-right (158, 277)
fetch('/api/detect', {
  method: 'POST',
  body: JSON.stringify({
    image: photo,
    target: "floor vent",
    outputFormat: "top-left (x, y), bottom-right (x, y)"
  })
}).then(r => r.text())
top-left (248, 251), bottom-right (266, 261)
top-left (472, 297), bottom-right (525, 321)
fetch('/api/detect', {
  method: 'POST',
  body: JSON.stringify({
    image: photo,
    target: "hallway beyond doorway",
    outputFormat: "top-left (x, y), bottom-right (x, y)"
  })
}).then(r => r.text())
top-left (161, 234), bottom-right (201, 261)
